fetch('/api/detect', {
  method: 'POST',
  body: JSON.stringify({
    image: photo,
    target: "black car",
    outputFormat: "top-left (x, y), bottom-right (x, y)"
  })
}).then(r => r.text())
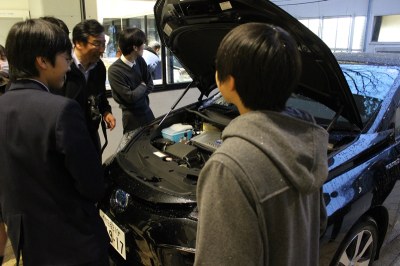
top-left (99, 0), bottom-right (400, 265)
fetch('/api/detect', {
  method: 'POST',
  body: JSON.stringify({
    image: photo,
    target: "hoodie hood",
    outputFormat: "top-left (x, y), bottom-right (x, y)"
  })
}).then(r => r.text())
top-left (222, 110), bottom-right (328, 193)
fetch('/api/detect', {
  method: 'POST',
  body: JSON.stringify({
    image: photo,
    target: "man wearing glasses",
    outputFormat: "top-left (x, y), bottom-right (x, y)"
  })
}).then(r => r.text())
top-left (62, 19), bottom-right (116, 155)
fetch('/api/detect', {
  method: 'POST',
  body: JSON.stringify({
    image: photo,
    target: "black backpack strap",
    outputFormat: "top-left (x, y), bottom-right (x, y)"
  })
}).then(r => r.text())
top-left (100, 120), bottom-right (108, 154)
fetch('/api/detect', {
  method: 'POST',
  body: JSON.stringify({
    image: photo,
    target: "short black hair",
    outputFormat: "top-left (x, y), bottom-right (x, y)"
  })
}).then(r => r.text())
top-left (118, 28), bottom-right (146, 56)
top-left (5, 19), bottom-right (72, 81)
top-left (215, 23), bottom-right (302, 111)
top-left (72, 19), bottom-right (104, 45)
top-left (40, 16), bottom-right (69, 36)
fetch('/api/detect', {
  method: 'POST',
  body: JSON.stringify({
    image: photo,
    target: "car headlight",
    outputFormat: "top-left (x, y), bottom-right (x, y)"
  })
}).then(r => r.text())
top-left (110, 189), bottom-right (130, 213)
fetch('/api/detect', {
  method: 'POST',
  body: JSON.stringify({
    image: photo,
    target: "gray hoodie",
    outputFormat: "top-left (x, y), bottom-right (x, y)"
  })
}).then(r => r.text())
top-left (195, 110), bottom-right (328, 266)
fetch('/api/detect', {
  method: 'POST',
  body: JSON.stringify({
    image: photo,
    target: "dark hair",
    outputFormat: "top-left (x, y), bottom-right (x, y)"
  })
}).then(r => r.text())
top-left (40, 16), bottom-right (69, 35)
top-left (5, 19), bottom-right (72, 81)
top-left (0, 45), bottom-right (6, 60)
top-left (118, 28), bottom-right (146, 56)
top-left (215, 23), bottom-right (302, 111)
top-left (72, 19), bottom-right (104, 45)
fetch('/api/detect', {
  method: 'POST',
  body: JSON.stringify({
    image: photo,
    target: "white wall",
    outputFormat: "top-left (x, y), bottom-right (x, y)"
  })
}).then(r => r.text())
top-left (281, 0), bottom-right (369, 18)
top-left (0, 0), bottom-right (29, 45)
top-left (0, 0), bottom-right (156, 45)
top-left (371, 0), bottom-right (400, 16)
top-left (27, 0), bottom-right (81, 34)
top-left (278, 0), bottom-right (400, 18)
top-left (85, 0), bottom-right (98, 20)
top-left (0, 0), bottom-right (28, 10)
top-left (0, 0), bottom-right (81, 44)
top-left (0, 12), bottom-right (29, 45)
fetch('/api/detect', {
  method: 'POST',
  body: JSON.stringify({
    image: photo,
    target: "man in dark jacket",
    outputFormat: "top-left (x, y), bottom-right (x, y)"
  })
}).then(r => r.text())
top-left (0, 19), bottom-right (109, 266)
top-left (108, 28), bottom-right (154, 134)
top-left (63, 19), bottom-right (116, 153)
top-left (194, 23), bottom-right (328, 266)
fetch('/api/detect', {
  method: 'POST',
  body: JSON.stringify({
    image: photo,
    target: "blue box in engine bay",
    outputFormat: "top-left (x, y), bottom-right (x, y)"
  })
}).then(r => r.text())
top-left (161, 123), bottom-right (193, 143)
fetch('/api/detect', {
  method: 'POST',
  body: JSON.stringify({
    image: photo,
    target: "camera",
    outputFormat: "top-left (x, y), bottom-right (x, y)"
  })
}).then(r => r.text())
top-left (88, 95), bottom-right (101, 121)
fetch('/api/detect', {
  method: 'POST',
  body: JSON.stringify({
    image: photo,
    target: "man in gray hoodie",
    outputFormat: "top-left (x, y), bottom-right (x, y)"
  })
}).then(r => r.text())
top-left (194, 23), bottom-right (329, 266)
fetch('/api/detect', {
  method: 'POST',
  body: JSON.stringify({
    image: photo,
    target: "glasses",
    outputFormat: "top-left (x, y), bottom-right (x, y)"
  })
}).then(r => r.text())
top-left (87, 41), bottom-right (106, 48)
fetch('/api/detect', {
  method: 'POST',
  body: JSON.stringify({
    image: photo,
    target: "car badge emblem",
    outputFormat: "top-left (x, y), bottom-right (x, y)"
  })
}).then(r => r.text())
top-left (110, 189), bottom-right (130, 213)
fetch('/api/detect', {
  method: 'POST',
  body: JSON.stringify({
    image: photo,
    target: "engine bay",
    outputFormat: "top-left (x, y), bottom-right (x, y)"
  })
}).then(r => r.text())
top-left (146, 93), bottom-right (360, 173)
top-left (150, 116), bottom-right (228, 171)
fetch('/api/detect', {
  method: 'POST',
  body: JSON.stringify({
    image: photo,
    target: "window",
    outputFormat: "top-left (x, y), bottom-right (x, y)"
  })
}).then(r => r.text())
top-left (299, 16), bottom-right (366, 52)
top-left (102, 15), bottom-right (192, 91)
top-left (372, 15), bottom-right (400, 43)
top-left (321, 18), bottom-right (339, 49)
top-left (300, 18), bottom-right (320, 36)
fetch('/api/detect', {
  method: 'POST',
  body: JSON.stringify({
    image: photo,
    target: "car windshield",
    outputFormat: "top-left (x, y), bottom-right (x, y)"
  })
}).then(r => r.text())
top-left (341, 63), bottom-right (400, 123)
top-left (287, 63), bottom-right (400, 129)
top-left (288, 63), bottom-right (400, 129)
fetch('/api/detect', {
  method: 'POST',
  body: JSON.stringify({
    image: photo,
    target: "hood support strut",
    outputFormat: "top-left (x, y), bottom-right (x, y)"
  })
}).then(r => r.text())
top-left (158, 81), bottom-right (195, 127)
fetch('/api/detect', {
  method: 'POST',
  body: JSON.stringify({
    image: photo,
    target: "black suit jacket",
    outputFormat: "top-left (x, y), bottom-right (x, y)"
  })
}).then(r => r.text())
top-left (0, 80), bottom-right (109, 265)
top-left (61, 60), bottom-right (112, 152)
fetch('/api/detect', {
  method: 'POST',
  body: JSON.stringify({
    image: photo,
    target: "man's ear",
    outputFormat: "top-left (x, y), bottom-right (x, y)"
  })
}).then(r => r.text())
top-left (35, 56), bottom-right (48, 70)
top-left (215, 71), bottom-right (236, 92)
top-left (225, 75), bottom-right (236, 92)
top-left (74, 41), bottom-right (84, 50)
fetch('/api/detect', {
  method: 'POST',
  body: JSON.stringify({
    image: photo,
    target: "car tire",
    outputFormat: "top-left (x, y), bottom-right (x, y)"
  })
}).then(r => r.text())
top-left (330, 217), bottom-right (378, 266)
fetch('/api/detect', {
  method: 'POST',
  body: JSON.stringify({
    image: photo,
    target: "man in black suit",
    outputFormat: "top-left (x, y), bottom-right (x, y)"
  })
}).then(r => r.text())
top-left (0, 19), bottom-right (109, 266)
top-left (63, 19), bottom-right (116, 154)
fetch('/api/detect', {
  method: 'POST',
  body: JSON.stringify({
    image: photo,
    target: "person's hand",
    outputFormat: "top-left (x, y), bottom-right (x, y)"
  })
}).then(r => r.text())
top-left (103, 112), bottom-right (116, 130)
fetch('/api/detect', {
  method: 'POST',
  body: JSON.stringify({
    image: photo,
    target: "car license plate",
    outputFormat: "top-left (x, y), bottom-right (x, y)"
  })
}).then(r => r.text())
top-left (99, 210), bottom-right (126, 259)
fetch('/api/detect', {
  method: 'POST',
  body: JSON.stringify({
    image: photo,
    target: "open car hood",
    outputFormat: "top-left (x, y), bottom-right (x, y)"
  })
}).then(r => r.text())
top-left (154, 0), bottom-right (363, 128)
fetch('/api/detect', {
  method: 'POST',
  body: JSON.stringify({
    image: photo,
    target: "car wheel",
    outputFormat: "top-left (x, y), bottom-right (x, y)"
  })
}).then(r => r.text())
top-left (331, 217), bottom-right (378, 266)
